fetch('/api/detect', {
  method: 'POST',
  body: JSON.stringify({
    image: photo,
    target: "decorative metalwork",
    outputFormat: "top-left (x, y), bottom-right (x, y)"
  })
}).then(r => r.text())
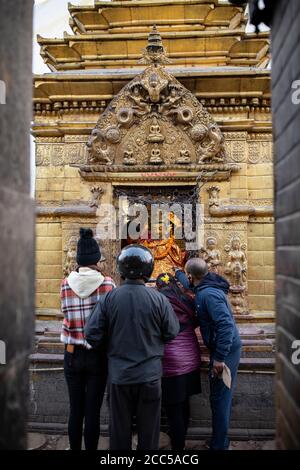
top-left (86, 26), bottom-right (227, 169)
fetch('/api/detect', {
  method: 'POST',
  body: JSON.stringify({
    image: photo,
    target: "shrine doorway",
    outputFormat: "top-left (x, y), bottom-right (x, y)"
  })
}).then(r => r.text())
top-left (112, 184), bottom-right (200, 281)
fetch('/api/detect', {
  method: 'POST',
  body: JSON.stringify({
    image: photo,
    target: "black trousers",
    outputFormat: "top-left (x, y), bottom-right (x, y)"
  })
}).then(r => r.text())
top-left (164, 400), bottom-right (190, 451)
top-left (109, 380), bottom-right (161, 450)
top-left (64, 347), bottom-right (108, 450)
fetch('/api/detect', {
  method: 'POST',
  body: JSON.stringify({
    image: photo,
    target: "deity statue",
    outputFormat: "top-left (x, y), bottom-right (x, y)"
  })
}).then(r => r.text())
top-left (123, 148), bottom-right (136, 165)
top-left (149, 145), bottom-right (163, 164)
top-left (141, 69), bottom-right (168, 103)
top-left (176, 149), bottom-right (191, 164)
top-left (147, 117), bottom-right (165, 143)
top-left (129, 85), bottom-right (151, 115)
top-left (159, 87), bottom-right (182, 114)
top-left (224, 236), bottom-right (247, 288)
top-left (129, 213), bottom-right (186, 279)
top-left (202, 237), bottom-right (221, 273)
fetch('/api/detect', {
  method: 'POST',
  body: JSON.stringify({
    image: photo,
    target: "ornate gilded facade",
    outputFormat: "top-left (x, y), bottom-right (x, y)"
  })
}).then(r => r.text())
top-left (33, 0), bottom-right (274, 322)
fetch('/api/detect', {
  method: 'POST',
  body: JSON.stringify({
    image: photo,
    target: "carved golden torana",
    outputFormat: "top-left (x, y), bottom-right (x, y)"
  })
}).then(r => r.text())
top-left (86, 27), bottom-right (227, 170)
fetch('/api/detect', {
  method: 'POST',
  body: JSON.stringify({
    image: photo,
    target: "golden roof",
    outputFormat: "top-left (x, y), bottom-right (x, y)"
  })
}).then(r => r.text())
top-left (37, 0), bottom-right (270, 71)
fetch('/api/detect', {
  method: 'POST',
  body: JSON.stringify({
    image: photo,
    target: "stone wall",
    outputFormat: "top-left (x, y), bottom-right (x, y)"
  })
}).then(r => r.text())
top-left (0, 0), bottom-right (34, 450)
top-left (272, 0), bottom-right (300, 450)
top-left (28, 362), bottom-right (275, 438)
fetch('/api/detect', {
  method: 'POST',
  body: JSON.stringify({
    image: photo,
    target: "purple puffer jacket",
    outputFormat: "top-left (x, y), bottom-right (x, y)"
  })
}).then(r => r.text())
top-left (162, 295), bottom-right (201, 377)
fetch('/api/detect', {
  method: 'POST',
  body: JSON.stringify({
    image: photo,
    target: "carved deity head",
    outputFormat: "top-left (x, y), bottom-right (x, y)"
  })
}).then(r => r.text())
top-left (231, 237), bottom-right (241, 250)
top-left (207, 237), bottom-right (217, 250)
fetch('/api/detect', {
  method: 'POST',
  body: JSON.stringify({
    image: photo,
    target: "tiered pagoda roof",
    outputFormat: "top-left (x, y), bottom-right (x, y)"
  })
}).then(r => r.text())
top-left (33, 0), bottom-right (271, 138)
top-left (37, 0), bottom-right (270, 71)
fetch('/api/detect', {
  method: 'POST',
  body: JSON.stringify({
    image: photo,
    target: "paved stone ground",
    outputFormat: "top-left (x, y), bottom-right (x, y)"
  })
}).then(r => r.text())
top-left (27, 432), bottom-right (276, 451)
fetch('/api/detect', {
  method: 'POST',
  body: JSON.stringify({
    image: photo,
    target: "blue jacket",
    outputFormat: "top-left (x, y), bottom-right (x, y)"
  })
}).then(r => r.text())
top-left (175, 270), bottom-right (241, 362)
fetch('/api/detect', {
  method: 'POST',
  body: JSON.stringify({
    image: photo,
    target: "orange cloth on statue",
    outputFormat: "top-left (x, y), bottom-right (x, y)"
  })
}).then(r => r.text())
top-left (140, 236), bottom-right (185, 278)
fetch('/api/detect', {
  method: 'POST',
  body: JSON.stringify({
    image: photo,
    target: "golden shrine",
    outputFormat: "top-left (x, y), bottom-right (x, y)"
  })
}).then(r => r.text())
top-left (33, 0), bottom-right (274, 321)
top-left (30, 0), bottom-right (276, 437)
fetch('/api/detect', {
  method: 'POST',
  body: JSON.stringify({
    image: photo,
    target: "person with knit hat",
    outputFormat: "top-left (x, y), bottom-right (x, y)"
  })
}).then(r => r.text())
top-left (60, 228), bottom-right (115, 450)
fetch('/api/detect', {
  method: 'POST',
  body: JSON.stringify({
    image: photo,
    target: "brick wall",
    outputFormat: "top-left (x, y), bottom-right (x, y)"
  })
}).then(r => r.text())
top-left (36, 222), bottom-right (62, 310)
top-left (35, 165), bottom-right (81, 311)
top-left (272, 0), bottom-right (300, 449)
top-left (247, 161), bottom-right (275, 312)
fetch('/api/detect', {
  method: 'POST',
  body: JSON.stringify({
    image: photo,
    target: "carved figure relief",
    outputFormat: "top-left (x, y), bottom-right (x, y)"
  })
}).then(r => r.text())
top-left (63, 236), bottom-right (78, 277)
top-left (123, 148), bottom-right (136, 165)
top-left (224, 234), bottom-right (248, 315)
top-left (86, 128), bottom-right (114, 165)
top-left (202, 237), bottom-right (221, 274)
top-left (86, 26), bottom-right (227, 168)
top-left (197, 124), bottom-right (225, 163)
top-left (224, 235), bottom-right (247, 288)
top-left (147, 117), bottom-right (165, 143)
top-left (176, 149), bottom-right (191, 164)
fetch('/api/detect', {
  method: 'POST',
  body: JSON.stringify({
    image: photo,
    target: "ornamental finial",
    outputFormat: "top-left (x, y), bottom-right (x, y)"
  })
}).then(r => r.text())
top-left (139, 24), bottom-right (171, 66)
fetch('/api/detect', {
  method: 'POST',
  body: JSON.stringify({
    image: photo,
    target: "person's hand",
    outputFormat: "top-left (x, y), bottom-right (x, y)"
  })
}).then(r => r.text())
top-left (212, 360), bottom-right (224, 378)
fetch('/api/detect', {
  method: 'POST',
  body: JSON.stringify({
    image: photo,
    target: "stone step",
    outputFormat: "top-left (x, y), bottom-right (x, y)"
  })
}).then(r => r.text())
top-left (36, 331), bottom-right (276, 343)
top-left (235, 313), bottom-right (275, 324)
top-left (35, 342), bottom-right (65, 354)
top-left (36, 335), bottom-right (275, 357)
top-left (36, 324), bottom-right (276, 338)
top-left (35, 311), bottom-right (276, 323)
top-left (29, 352), bottom-right (275, 372)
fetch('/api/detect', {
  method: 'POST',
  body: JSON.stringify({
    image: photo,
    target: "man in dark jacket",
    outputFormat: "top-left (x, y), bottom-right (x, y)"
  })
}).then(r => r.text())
top-left (85, 244), bottom-right (179, 450)
top-left (175, 258), bottom-right (242, 450)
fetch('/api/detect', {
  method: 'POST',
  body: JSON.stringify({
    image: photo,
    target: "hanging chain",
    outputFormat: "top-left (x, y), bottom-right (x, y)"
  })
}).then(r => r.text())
top-left (114, 169), bottom-right (216, 207)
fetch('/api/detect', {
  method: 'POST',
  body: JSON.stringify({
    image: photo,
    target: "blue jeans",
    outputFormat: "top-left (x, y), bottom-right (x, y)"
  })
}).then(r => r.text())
top-left (209, 346), bottom-right (241, 450)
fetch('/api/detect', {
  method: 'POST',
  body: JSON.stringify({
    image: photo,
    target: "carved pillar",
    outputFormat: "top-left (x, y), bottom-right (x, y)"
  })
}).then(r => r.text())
top-left (0, 0), bottom-right (34, 449)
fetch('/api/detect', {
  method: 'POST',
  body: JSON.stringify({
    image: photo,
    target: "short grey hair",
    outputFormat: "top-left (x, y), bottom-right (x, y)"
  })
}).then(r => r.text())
top-left (185, 258), bottom-right (208, 280)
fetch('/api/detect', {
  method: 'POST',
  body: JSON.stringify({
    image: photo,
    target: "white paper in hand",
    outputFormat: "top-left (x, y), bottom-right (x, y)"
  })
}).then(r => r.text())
top-left (222, 364), bottom-right (232, 389)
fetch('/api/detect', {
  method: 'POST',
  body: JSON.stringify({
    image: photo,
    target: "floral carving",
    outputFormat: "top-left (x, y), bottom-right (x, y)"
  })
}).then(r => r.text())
top-left (89, 186), bottom-right (104, 208)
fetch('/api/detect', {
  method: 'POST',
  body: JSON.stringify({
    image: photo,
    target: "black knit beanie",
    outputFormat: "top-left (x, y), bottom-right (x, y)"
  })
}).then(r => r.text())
top-left (76, 228), bottom-right (101, 266)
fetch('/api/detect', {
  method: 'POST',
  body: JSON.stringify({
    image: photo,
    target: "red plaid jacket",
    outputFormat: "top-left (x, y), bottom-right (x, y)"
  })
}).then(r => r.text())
top-left (60, 275), bottom-right (115, 348)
